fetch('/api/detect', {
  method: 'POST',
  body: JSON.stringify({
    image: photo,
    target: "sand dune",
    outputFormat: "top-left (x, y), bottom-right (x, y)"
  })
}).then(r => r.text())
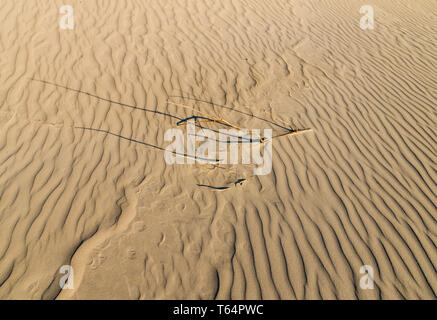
top-left (0, 0), bottom-right (436, 299)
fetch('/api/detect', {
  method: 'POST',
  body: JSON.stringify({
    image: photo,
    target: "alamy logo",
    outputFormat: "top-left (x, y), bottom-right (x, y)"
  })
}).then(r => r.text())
top-left (359, 265), bottom-right (375, 290)
top-left (360, 5), bottom-right (374, 30)
top-left (59, 265), bottom-right (74, 290)
top-left (164, 119), bottom-right (273, 175)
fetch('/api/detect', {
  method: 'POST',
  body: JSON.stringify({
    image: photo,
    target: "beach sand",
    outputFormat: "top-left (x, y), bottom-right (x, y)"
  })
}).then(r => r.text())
top-left (0, 0), bottom-right (436, 299)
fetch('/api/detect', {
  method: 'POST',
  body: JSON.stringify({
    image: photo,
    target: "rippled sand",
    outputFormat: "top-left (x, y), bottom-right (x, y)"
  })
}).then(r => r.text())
top-left (0, 0), bottom-right (436, 299)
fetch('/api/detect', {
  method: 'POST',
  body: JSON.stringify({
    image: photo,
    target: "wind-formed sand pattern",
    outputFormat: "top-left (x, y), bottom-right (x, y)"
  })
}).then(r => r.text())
top-left (0, 0), bottom-right (436, 299)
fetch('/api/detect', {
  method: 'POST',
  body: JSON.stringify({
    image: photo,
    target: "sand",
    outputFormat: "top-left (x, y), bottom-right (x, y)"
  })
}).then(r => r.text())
top-left (0, 0), bottom-right (436, 299)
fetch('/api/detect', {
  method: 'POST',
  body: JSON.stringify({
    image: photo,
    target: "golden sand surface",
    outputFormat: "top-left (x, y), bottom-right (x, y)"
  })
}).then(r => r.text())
top-left (0, 0), bottom-right (435, 299)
